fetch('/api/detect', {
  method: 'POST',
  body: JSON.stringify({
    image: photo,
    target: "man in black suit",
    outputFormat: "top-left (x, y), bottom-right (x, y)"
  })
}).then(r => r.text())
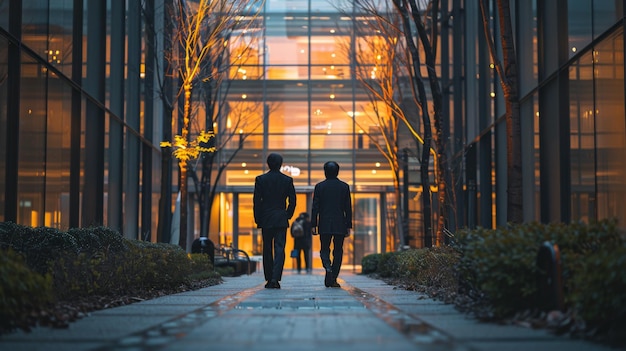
top-left (311, 161), bottom-right (352, 288)
top-left (253, 153), bottom-right (296, 289)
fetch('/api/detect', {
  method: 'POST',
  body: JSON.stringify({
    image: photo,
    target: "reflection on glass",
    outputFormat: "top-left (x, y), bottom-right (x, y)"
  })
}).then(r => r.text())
top-left (568, 0), bottom-right (592, 59)
top-left (594, 30), bottom-right (625, 225)
top-left (18, 54), bottom-right (46, 227)
top-left (569, 50), bottom-right (595, 223)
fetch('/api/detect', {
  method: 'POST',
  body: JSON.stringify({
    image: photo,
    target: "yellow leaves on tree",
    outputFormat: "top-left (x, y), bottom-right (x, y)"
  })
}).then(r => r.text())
top-left (160, 130), bottom-right (215, 165)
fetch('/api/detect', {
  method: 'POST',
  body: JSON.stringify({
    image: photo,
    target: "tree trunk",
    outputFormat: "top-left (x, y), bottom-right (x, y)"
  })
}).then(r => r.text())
top-left (179, 83), bottom-right (192, 251)
top-left (179, 164), bottom-right (188, 250)
top-left (393, 0), bottom-right (436, 247)
top-left (199, 152), bottom-right (215, 238)
top-left (420, 144), bottom-right (433, 247)
top-left (497, 0), bottom-right (523, 223)
top-left (480, 0), bottom-right (523, 223)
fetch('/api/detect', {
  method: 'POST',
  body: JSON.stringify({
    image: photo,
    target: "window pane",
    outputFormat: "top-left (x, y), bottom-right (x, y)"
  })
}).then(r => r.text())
top-left (568, 0), bottom-right (592, 58)
top-left (569, 50), bottom-right (595, 222)
top-left (0, 36), bottom-right (6, 221)
top-left (595, 29), bottom-right (626, 224)
top-left (18, 53), bottom-right (46, 227)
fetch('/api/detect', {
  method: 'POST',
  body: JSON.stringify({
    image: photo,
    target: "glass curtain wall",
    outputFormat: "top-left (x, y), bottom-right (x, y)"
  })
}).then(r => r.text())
top-left (592, 29), bottom-right (625, 224)
top-left (564, 2), bottom-right (626, 227)
top-left (464, 0), bottom-right (625, 230)
top-left (0, 1), bottom-right (161, 239)
top-left (12, 2), bottom-right (76, 229)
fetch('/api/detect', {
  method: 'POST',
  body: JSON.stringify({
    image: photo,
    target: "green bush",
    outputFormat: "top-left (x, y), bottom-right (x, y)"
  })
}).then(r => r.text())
top-left (361, 253), bottom-right (381, 274)
top-left (376, 251), bottom-right (398, 277)
top-left (189, 253), bottom-right (216, 279)
top-left (0, 222), bottom-right (79, 274)
top-left (364, 219), bottom-right (625, 330)
top-left (0, 248), bottom-right (53, 332)
top-left (67, 226), bottom-right (127, 255)
top-left (401, 247), bottom-right (459, 291)
top-left (1, 223), bottom-right (223, 327)
top-left (450, 220), bottom-right (626, 321)
top-left (455, 223), bottom-right (546, 317)
top-left (363, 247), bottom-right (459, 292)
top-left (569, 244), bottom-right (626, 324)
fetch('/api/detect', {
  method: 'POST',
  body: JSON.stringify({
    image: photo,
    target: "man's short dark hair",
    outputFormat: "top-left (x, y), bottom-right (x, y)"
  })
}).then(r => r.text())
top-left (267, 153), bottom-right (283, 171)
top-left (324, 161), bottom-right (339, 178)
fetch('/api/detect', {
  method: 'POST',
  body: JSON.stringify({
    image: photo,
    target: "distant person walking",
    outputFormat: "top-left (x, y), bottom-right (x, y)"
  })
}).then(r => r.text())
top-left (311, 161), bottom-right (352, 288)
top-left (291, 212), bottom-right (313, 273)
top-left (253, 153), bottom-right (297, 289)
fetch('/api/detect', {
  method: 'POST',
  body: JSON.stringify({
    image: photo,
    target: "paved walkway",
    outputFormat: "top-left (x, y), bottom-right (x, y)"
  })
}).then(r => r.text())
top-left (0, 269), bottom-right (616, 351)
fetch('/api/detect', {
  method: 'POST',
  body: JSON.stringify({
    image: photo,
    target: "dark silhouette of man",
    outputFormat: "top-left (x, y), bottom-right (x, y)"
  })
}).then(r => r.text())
top-left (291, 212), bottom-right (313, 273)
top-left (311, 161), bottom-right (352, 288)
top-left (253, 153), bottom-right (296, 289)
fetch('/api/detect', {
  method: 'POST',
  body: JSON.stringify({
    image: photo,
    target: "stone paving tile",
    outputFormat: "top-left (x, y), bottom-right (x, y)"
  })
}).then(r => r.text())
top-left (90, 304), bottom-right (206, 316)
top-left (0, 341), bottom-right (102, 351)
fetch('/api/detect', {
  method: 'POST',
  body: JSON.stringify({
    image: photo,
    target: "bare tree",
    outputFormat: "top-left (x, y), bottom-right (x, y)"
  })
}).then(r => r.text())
top-left (341, 0), bottom-right (452, 248)
top-left (347, 0), bottom-right (413, 249)
top-left (187, 4), bottom-right (266, 242)
top-left (353, 33), bottom-right (405, 249)
top-left (391, 0), bottom-right (452, 246)
top-left (479, 0), bottom-right (522, 223)
top-left (159, 0), bottom-right (265, 250)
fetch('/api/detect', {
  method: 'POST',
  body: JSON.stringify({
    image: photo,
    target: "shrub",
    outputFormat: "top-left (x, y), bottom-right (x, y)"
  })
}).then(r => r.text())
top-left (362, 220), bottom-right (625, 334)
top-left (364, 247), bottom-right (459, 293)
top-left (412, 247), bottom-right (459, 291)
top-left (376, 251), bottom-right (398, 278)
top-left (105, 240), bottom-right (194, 293)
top-left (0, 222), bottom-right (79, 274)
top-left (188, 253), bottom-right (219, 280)
top-left (0, 248), bottom-right (53, 332)
top-left (453, 219), bottom-right (626, 321)
top-left (569, 244), bottom-right (626, 325)
top-left (67, 226), bottom-right (127, 256)
top-left (454, 223), bottom-right (546, 317)
top-left (0, 222), bottom-right (224, 333)
top-left (361, 253), bottom-right (381, 274)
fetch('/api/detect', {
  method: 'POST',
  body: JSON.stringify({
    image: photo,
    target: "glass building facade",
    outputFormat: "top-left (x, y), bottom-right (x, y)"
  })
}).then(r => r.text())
top-left (1, 1), bottom-right (625, 270)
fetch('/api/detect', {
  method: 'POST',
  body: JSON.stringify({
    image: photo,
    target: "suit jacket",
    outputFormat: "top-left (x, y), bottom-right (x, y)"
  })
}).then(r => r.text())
top-left (311, 177), bottom-right (352, 235)
top-left (253, 169), bottom-right (296, 229)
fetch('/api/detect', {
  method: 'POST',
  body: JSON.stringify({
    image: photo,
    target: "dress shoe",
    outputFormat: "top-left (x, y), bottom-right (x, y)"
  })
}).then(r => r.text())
top-left (264, 281), bottom-right (272, 288)
top-left (268, 280), bottom-right (281, 289)
top-left (330, 280), bottom-right (341, 288)
top-left (324, 269), bottom-right (333, 287)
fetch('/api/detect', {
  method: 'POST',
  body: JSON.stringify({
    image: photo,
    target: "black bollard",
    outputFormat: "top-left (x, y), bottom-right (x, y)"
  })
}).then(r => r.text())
top-left (536, 241), bottom-right (564, 311)
top-left (191, 237), bottom-right (215, 266)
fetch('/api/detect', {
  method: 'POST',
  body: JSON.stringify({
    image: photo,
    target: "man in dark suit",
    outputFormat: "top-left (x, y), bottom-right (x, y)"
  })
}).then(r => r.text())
top-left (253, 153), bottom-right (296, 289)
top-left (311, 161), bottom-right (352, 288)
